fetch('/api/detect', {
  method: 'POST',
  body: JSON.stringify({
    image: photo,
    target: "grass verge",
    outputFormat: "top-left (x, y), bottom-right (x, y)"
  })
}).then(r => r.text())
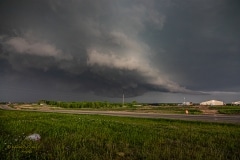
top-left (1, 110), bottom-right (240, 159)
top-left (210, 106), bottom-right (240, 114)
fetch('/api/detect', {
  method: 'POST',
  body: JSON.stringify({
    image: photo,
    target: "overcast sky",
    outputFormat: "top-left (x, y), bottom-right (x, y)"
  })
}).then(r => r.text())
top-left (0, 0), bottom-right (240, 103)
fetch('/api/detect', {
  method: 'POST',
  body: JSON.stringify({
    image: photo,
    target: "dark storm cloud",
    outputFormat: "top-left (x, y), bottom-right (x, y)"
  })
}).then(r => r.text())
top-left (0, 0), bottom-right (240, 101)
top-left (148, 0), bottom-right (240, 91)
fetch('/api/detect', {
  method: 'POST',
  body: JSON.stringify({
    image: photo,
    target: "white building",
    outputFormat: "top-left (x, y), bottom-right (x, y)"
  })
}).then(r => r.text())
top-left (200, 100), bottom-right (224, 106)
top-left (232, 101), bottom-right (240, 105)
top-left (182, 102), bottom-right (193, 106)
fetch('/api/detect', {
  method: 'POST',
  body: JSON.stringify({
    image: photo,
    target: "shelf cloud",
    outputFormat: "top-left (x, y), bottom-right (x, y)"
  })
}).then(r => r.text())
top-left (0, 0), bottom-right (240, 101)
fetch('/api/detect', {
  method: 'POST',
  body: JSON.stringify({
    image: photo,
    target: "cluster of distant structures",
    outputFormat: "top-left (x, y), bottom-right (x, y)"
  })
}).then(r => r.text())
top-left (1, 99), bottom-right (240, 107)
top-left (180, 99), bottom-right (240, 106)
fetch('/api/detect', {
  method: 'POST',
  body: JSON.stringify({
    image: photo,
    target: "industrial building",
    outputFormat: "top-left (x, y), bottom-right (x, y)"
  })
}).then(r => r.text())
top-left (200, 100), bottom-right (224, 106)
top-left (231, 101), bottom-right (240, 105)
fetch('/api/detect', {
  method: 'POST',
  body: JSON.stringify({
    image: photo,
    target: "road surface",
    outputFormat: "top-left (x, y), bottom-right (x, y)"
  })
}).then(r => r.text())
top-left (1, 105), bottom-right (240, 124)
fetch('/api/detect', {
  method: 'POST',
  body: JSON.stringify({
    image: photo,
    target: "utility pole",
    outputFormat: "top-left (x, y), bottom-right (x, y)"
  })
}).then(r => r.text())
top-left (122, 93), bottom-right (125, 107)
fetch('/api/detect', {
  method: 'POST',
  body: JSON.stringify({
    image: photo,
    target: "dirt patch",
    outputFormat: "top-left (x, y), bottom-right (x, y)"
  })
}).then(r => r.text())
top-left (196, 105), bottom-right (218, 114)
top-left (201, 109), bottom-right (218, 114)
top-left (12, 104), bottom-right (62, 110)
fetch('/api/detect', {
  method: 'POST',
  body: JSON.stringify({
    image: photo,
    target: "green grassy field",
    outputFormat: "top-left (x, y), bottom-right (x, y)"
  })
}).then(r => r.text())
top-left (209, 106), bottom-right (240, 114)
top-left (1, 110), bottom-right (240, 160)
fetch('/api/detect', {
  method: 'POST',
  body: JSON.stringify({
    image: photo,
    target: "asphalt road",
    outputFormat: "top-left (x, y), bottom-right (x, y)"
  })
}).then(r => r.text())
top-left (1, 105), bottom-right (240, 124)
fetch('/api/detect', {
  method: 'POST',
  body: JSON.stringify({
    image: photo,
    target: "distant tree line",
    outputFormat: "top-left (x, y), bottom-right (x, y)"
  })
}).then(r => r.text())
top-left (148, 103), bottom-right (179, 106)
top-left (38, 100), bottom-right (139, 108)
top-left (0, 102), bottom-right (8, 104)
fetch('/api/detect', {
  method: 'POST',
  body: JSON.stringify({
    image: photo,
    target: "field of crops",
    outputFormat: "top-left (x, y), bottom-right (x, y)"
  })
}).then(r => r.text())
top-left (1, 110), bottom-right (240, 160)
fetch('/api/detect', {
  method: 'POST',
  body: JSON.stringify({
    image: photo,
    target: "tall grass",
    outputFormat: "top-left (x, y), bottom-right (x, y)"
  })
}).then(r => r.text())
top-left (1, 110), bottom-right (240, 159)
